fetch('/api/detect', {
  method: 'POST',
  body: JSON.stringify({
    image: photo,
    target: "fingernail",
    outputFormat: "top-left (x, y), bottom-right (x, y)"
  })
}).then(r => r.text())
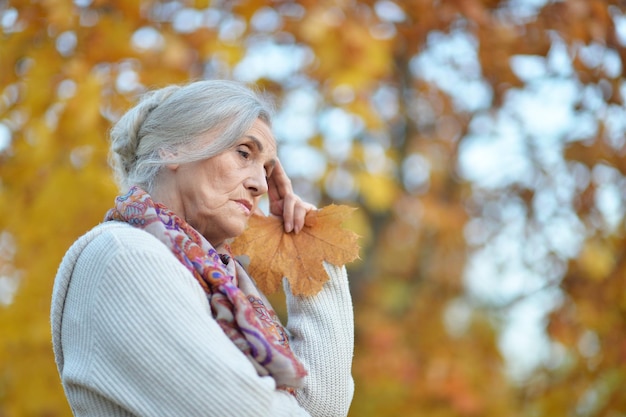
top-left (285, 222), bottom-right (293, 232)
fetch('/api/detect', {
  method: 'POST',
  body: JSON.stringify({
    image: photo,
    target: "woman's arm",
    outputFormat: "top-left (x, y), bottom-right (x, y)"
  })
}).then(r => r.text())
top-left (267, 159), bottom-right (355, 416)
top-left (285, 263), bottom-right (355, 416)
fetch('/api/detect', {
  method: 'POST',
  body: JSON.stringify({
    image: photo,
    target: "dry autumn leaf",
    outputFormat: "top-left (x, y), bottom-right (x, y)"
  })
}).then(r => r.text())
top-left (231, 204), bottom-right (360, 296)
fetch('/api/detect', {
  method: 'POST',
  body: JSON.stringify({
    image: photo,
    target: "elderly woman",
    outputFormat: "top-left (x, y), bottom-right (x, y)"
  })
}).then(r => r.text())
top-left (50, 80), bottom-right (354, 416)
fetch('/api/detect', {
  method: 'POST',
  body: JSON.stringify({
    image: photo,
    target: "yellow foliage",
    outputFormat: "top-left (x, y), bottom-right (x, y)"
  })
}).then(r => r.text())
top-left (80, 14), bottom-right (137, 63)
top-left (345, 96), bottom-right (385, 130)
top-left (41, 0), bottom-right (77, 32)
top-left (356, 171), bottom-right (400, 212)
top-left (59, 74), bottom-right (106, 137)
top-left (161, 32), bottom-right (197, 71)
top-left (341, 204), bottom-right (372, 255)
top-left (232, 0), bottom-right (268, 20)
top-left (297, 5), bottom-right (392, 91)
top-left (577, 240), bottom-right (615, 281)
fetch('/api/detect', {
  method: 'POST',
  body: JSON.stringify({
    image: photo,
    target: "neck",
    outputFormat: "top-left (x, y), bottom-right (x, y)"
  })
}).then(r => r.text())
top-left (151, 178), bottom-right (185, 221)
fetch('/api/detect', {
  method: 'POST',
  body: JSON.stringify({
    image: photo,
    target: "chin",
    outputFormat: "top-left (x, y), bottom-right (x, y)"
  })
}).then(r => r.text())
top-left (227, 223), bottom-right (248, 240)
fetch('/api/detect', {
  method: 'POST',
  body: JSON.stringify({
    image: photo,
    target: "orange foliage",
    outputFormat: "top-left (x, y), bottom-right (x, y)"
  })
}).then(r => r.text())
top-left (231, 205), bottom-right (360, 295)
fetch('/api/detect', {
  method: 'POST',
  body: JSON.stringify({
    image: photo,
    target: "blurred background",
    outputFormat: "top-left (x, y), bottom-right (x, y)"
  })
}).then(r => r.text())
top-left (1, 0), bottom-right (626, 415)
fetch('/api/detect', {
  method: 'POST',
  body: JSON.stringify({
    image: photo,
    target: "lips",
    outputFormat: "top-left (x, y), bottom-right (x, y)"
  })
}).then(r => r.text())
top-left (235, 199), bottom-right (252, 215)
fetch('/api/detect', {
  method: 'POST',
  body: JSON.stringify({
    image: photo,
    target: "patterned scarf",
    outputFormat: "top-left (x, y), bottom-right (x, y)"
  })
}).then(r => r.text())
top-left (105, 186), bottom-right (307, 390)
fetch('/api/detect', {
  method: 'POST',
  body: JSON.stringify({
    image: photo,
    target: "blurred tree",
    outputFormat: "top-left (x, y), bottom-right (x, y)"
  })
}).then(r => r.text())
top-left (1, 0), bottom-right (625, 416)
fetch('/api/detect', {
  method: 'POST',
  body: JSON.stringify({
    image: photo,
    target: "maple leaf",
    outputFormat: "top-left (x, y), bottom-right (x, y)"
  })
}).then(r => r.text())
top-left (230, 204), bottom-right (360, 296)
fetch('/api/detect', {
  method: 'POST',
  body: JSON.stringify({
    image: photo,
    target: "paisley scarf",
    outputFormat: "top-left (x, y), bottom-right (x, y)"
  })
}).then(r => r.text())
top-left (105, 186), bottom-right (307, 390)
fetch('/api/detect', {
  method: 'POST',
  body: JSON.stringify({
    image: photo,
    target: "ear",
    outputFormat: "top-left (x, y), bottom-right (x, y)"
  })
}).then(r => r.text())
top-left (159, 148), bottom-right (179, 171)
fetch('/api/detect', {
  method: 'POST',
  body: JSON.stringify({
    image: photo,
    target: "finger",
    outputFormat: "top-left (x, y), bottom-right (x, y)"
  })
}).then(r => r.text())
top-left (267, 160), bottom-right (293, 218)
top-left (267, 172), bottom-right (280, 209)
top-left (269, 198), bottom-right (284, 217)
top-left (282, 193), bottom-right (297, 233)
top-left (293, 201), bottom-right (315, 234)
top-left (270, 159), bottom-right (292, 196)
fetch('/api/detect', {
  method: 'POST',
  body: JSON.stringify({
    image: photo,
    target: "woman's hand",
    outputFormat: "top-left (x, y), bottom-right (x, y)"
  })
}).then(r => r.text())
top-left (267, 159), bottom-right (316, 234)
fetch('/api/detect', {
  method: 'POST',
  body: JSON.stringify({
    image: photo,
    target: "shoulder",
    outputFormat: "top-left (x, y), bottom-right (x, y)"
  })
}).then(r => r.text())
top-left (51, 221), bottom-right (182, 373)
top-left (51, 222), bottom-right (185, 337)
top-left (59, 222), bottom-right (173, 270)
top-left (80, 221), bottom-right (167, 253)
top-left (79, 222), bottom-right (171, 270)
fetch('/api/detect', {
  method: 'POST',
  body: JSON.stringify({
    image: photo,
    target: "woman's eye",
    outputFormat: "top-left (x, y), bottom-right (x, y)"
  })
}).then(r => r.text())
top-left (238, 149), bottom-right (250, 159)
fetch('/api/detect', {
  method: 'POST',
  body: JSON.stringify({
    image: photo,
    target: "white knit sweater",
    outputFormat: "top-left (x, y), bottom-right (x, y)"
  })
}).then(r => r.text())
top-left (51, 222), bottom-right (354, 416)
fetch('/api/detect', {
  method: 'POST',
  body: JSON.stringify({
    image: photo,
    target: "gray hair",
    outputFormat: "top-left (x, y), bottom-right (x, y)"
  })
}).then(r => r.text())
top-left (109, 79), bottom-right (274, 192)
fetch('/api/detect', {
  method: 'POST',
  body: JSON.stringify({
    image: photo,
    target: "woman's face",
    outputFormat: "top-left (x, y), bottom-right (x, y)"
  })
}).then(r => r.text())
top-left (164, 119), bottom-right (277, 246)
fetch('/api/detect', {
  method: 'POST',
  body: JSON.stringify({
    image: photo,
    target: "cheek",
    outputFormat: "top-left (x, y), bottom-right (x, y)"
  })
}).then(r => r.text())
top-left (197, 162), bottom-right (229, 192)
top-left (217, 167), bottom-right (249, 191)
top-left (190, 154), bottom-right (248, 200)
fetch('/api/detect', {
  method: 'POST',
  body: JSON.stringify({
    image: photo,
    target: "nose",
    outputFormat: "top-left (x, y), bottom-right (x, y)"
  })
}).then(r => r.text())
top-left (244, 165), bottom-right (268, 196)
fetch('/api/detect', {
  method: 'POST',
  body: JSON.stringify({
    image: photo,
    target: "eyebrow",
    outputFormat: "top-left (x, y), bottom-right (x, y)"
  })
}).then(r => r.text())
top-left (245, 135), bottom-right (264, 151)
top-left (245, 135), bottom-right (277, 168)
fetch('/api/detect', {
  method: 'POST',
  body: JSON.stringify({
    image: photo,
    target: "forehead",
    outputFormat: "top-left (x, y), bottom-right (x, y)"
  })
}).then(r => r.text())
top-left (244, 119), bottom-right (277, 156)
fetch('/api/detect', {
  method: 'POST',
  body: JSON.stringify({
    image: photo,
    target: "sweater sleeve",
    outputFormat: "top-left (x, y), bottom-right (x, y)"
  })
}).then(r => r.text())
top-left (285, 263), bottom-right (355, 417)
top-left (57, 225), bottom-right (312, 417)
